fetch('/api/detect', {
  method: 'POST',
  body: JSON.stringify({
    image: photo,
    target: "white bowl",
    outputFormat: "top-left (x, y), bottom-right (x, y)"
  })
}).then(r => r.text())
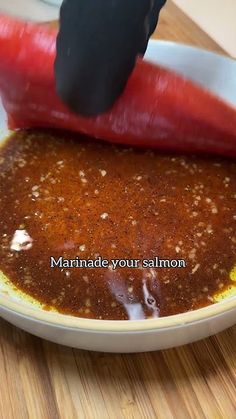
top-left (0, 40), bottom-right (235, 352)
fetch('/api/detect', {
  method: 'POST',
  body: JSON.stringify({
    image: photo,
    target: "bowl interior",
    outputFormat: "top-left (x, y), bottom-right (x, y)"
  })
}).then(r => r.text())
top-left (0, 40), bottom-right (235, 331)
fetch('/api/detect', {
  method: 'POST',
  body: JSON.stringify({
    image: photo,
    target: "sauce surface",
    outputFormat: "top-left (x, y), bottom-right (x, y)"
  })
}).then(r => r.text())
top-left (0, 130), bottom-right (235, 320)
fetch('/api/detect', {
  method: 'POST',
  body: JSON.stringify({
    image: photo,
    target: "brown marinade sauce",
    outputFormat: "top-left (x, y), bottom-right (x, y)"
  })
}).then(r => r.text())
top-left (0, 130), bottom-right (235, 320)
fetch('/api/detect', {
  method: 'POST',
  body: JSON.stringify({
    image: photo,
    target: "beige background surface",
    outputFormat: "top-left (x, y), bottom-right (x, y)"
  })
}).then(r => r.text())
top-left (173, 0), bottom-right (236, 57)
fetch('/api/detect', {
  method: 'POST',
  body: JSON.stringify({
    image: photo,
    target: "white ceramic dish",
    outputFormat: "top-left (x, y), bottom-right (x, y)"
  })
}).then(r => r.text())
top-left (0, 0), bottom-right (60, 22)
top-left (0, 40), bottom-right (235, 352)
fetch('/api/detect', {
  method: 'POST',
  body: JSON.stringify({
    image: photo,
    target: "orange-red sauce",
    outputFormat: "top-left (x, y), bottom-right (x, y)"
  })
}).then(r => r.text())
top-left (0, 130), bottom-right (235, 320)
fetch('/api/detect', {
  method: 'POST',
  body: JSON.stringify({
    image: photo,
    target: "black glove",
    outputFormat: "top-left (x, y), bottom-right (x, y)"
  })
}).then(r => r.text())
top-left (55, 0), bottom-right (166, 117)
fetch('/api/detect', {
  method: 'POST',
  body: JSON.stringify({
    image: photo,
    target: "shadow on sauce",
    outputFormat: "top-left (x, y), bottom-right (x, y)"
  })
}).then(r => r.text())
top-left (0, 130), bottom-right (235, 320)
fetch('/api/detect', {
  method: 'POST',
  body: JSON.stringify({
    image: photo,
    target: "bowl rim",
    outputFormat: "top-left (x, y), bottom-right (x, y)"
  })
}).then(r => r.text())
top-left (148, 39), bottom-right (234, 63)
top-left (0, 294), bottom-right (235, 332)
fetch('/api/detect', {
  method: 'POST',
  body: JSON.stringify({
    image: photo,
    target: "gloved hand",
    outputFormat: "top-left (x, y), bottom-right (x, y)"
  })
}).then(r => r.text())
top-left (55, 0), bottom-right (166, 117)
